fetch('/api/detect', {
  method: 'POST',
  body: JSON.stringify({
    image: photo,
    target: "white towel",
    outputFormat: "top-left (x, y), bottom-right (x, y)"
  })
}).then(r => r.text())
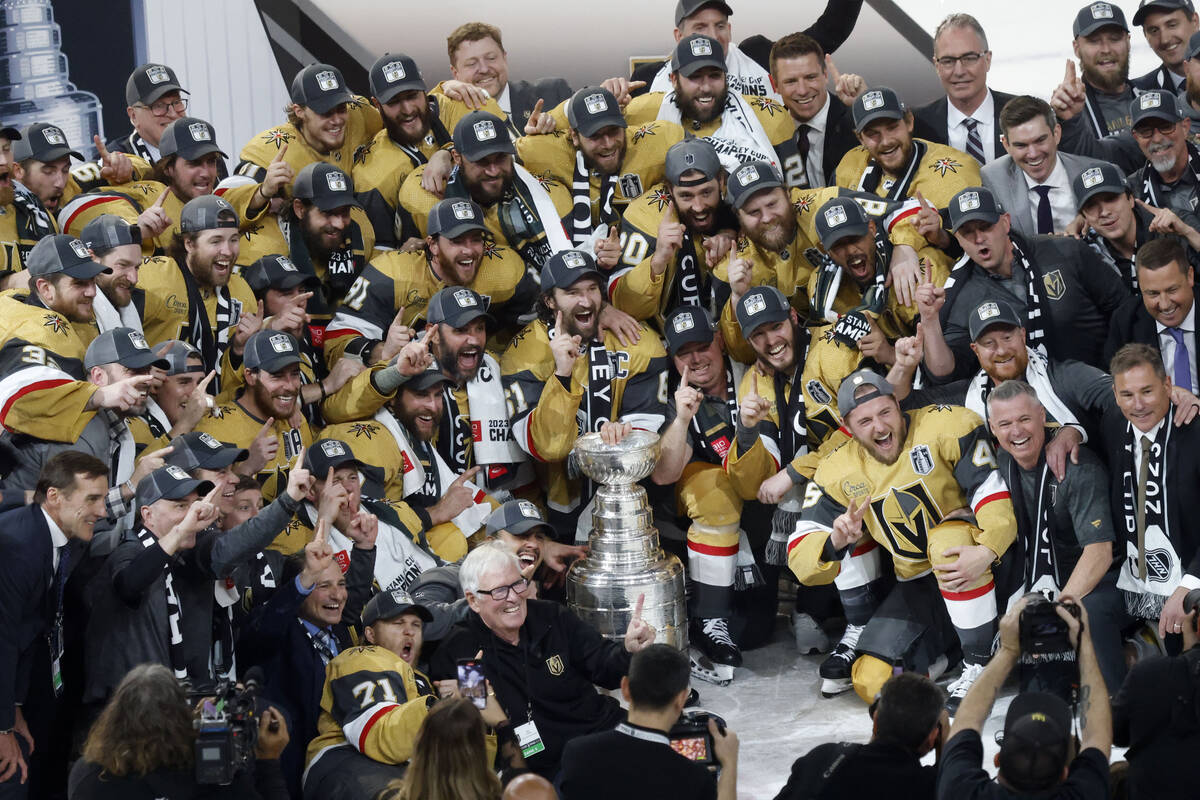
top-left (93, 289), bottom-right (143, 334)
top-left (467, 353), bottom-right (527, 465)
top-left (655, 89), bottom-right (778, 174)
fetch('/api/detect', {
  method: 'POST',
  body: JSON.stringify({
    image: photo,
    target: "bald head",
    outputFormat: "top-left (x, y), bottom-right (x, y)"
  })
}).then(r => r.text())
top-left (502, 773), bottom-right (557, 800)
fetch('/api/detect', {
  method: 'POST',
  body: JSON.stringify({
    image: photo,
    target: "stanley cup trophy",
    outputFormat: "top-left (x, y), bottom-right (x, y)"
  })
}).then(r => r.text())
top-left (567, 430), bottom-right (687, 650)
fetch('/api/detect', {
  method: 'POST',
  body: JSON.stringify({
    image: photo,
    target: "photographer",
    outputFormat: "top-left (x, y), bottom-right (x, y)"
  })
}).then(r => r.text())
top-left (556, 644), bottom-right (738, 800)
top-left (68, 663), bottom-right (289, 799)
top-left (772, 672), bottom-right (947, 800)
top-left (1111, 588), bottom-right (1200, 798)
top-left (937, 595), bottom-right (1111, 800)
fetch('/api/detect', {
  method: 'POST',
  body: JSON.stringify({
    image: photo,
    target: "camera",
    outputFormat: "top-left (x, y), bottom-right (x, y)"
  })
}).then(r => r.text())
top-left (668, 709), bottom-right (726, 772)
top-left (192, 669), bottom-right (264, 785)
top-left (1020, 594), bottom-right (1081, 656)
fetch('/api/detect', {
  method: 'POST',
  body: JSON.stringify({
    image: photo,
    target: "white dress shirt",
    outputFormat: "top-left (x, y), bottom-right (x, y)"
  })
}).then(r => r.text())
top-left (42, 507), bottom-right (68, 572)
top-left (799, 93), bottom-right (832, 187)
top-left (496, 84), bottom-right (512, 116)
top-left (1156, 302), bottom-right (1198, 391)
top-left (946, 91), bottom-right (996, 163)
top-left (1022, 155), bottom-right (1077, 233)
top-left (1132, 415), bottom-right (1166, 478)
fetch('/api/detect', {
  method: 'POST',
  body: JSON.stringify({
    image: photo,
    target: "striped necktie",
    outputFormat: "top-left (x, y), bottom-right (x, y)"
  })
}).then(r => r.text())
top-left (963, 117), bottom-right (985, 164)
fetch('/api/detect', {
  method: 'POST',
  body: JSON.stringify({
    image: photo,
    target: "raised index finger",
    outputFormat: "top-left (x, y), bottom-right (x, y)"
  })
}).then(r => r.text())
top-left (257, 417), bottom-right (275, 438)
top-left (680, 364), bottom-right (689, 387)
top-left (93, 135), bottom-right (110, 161)
top-left (152, 187), bottom-right (169, 208)
top-left (272, 142), bottom-right (289, 163)
top-left (530, 98), bottom-right (544, 119)
top-left (632, 592), bottom-right (645, 621)
top-left (292, 445), bottom-right (305, 470)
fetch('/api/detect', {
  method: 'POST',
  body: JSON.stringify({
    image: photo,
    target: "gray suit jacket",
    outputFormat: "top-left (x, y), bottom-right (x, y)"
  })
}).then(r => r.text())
top-left (981, 151), bottom-right (1106, 239)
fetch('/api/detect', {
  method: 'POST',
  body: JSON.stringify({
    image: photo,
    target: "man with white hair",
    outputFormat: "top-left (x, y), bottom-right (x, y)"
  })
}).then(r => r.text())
top-left (430, 542), bottom-right (655, 779)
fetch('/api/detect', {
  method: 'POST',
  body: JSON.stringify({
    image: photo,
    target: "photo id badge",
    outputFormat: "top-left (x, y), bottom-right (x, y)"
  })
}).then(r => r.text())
top-left (514, 720), bottom-right (545, 758)
top-left (51, 656), bottom-right (63, 696)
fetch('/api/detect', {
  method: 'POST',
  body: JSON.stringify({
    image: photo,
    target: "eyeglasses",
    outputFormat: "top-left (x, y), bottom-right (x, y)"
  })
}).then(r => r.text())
top-left (478, 577), bottom-right (530, 601)
top-left (1132, 120), bottom-right (1178, 139)
top-left (137, 97), bottom-right (188, 117)
top-left (934, 52), bottom-right (987, 69)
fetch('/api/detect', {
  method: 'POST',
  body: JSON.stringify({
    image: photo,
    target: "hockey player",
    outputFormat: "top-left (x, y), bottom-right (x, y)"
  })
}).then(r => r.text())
top-left (790, 370), bottom-right (1017, 712)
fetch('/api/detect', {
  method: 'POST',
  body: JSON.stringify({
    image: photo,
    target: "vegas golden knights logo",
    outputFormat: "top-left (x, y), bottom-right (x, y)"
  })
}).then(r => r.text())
top-left (545, 655), bottom-right (564, 676)
top-left (868, 482), bottom-right (941, 560)
top-left (1042, 269), bottom-right (1066, 300)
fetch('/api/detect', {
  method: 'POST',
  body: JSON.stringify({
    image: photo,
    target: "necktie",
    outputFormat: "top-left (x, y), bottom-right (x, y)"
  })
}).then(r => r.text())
top-left (963, 117), bottom-right (985, 164)
top-left (794, 123), bottom-right (812, 188)
top-left (1168, 327), bottom-right (1192, 392)
top-left (1033, 185), bottom-right (1054, 234)
top-left (1136, 435), bottom-right (1152, 581)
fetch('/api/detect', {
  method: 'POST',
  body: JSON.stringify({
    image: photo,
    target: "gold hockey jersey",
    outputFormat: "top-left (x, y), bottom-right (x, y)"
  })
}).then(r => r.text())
top-left (789, 404), bottom-right (1016, 584)
top-left (235, 97), bottom-right (383, 181)
top-left (193, 398), bottom-right (315, 505)
top-left (623, 92), bottom-right (796, 166)
top-left (835, 139), bottom-right (982, 211)
top-left (0, 291), bottom-right (93, 362)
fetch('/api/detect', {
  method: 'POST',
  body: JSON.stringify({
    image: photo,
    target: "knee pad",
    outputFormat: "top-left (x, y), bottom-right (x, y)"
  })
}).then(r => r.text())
top-left (852, 653), bottom-right (894, 705)
top-left (679, 462), bottom-right (743, 530)
top-left (928, 519), bottom-right (992, 593)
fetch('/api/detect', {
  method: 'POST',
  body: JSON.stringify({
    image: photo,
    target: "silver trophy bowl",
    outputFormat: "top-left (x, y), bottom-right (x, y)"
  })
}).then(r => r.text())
top-left (567, 431), bottom-right (687, 650)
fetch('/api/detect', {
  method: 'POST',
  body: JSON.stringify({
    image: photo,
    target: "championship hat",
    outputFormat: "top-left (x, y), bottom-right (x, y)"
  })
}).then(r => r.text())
top-left (290, 64), bottom-right (354, 114)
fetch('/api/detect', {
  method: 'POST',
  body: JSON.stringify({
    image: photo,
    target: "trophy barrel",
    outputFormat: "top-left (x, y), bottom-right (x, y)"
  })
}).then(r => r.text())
top-left (567, 431), bottom-right (689, 650)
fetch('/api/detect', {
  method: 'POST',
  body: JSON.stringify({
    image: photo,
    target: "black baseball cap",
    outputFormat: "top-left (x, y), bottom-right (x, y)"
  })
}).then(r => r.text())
top-left (13, 123), bottom-right (82, 163)
top-left (486, 499), bottom-right (552, 536)
top-left (1133, 0), bottom-right (1196, 25)
top-left (997, 692), bottom-right (1072, 792)
top-left (243, 254), bottom-right (320, 295)
top-left (290, 64), bottom-right (354, 114)
top-left (665, 138), bottom-right (722, 185)
top-left (84, 327), bottom-right (170, 371)
top-left (126, 63), bottom-right (187, 106)
top-left (726, 160), bottom-right (783, 210)
top-left (664, 305), bottom-right (717, 355)
top-left (1073, 2), bottom-right (1129, 36)
top-left (305, 438), bottom-right (362, 476)
top-left (453, 111), bottom-right (516, 162)
top-left (0, 122), bottom-right (18, 141)
top-left (427, 286), bottom-right (493, 329)
top-left (948, 186), bottom-right (1003, 232)
top-left (540, 249), bottom-right (605, 292)
top-left (243, 330), bottom-right (301, 373)
top-left (567, 87), bottom-right (626, 137)
top-left (80, 214), bottom-right (142, 253)
top-left (1072, 162), bottom-right (1129, 206)
top-left (361, 588), bottom-right (433, 626)
top-left (735, 285), bottom-right (791, 337)
top-left (852, 87), bottom-right (907, 132)
top-left (179, 194), bottom-right (239, 234)
top-left (671, 34), bottom-right (726, 78)
top-left (427, 198), bottom-right (488, 239)
top-left (158, 117), bottom-right (226, 161)
top-left (1130, 90), bottom-right (1183, 127)
top-left (369, 53), bottom-right (426, 103)
top-left (26, 234), bottom-right (110, 280)
top-left (292, 162), bottom-right (360, 212)
top-left (136, 465), bottom-right (214, 510)
top-left (406, 358), bottom-right (455, 391)
top-left (968, 300), bottom-right (1024, 341)
top-left (165, 432), bottom-right (249, 472)
top-left (153, 340), bottom-right (205, 376)
top-left (815, 197), bottom-right (872, 249)
top-left (674, 0), bottom-right (733, 25)
top-left (837, 369), bottom-right (895, 417)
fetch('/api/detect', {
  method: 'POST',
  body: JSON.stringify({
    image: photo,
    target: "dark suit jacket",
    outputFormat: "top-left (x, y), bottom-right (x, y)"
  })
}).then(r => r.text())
top-left (1103, 286), bottom-right (1200, 366)
top-left (818, 94), bottom-right (858, 187)
top-left (912, 89), bottom-right (1018, 159)
top-left (0, 504), bottom-right (82, 729)
top-left (507, 77), bottom-right (573, 131)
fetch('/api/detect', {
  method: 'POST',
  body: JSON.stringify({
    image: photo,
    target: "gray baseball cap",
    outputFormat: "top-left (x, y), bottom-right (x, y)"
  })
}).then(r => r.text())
top-left (540, 249), bottom-right (605, 292)
top-left (486, 499), bottom-right (552, 536)
top-left (851, 87), bottom-right (907, 133)
top-left (26, 234), bottom-right (110, 280)
top-left (406, 358), bottom-right (456, 391)
top-left (126, 63), bottom-right (187, 106)
top-left (664, 138), bottom-right (722, 185)
top-left (290, 64), bottom-right (354, 114)
top-left (179, 194), bottom-right (239, 234)
top-left (293, 162), bottom-right (360, 212)
top-left (453, 111), bottom-right (515, 162)
top-left (362, 589), bottom-right (432, 626)
top-left (153, 340), bottom-right (205, 376)
top-left (426, 286), bottom-right (494, 328)
top-left (664, 305), bottom-right (717, 355)
top-left (243, 254), bottom-right (320, 295)
top-left (1072, 162), bottom-right (1129, 206)
top-left (84, 327), bottom-right (170, 371)
top-left (1187, 30), bottom-right (1200, 60)
top-left (369, 53), bottom-right (426, 103)
top-left (165, 432), bottom-right (249, 472)
top-left (1130, 90), bottom-right (1183, 127)
top-left (837, 369), bottom-right (895, 418)
top-left (671, 34), bottom-right (726, 78)
top-left (567, 87), bottom-right (626, 137)
top-left (815, 197), bottom-right (872, 249)
top-left (948, 186), bottom-right (1003, 232)
top-left (136, 465), bottom-right (213, 510)
top-left (80, 214), bottom-right (142, 253)
top-left (13, 123), bottom-right (82, 163)
top-left (675, 0), bottom-right (733, 25)
top-left (1133, 0), bottom-right (1195, 26)
top-left (304, 438), bottom-right (362, 476)
top-left (726, 161), bottom-right (784, 210)
top-left (158, 117), bottom-right (226, 161)
top-left (243, 330), bottom-right (301, 373)
top-left (1073, 2), bottom-right (1129, 36)
top-left (427, 198), bottom-right (488, 240)
top-left (735, 285), bottom-right (791, 337)
top-left (968, 300), bottom-right (1024, 342)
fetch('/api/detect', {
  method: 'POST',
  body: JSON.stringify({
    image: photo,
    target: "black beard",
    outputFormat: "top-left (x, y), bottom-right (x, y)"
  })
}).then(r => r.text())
top-left (675, 83), bottom-right (728, 124)
top-left (433, 339), bottom-right (478, 385)
top-left (383, 105), bottom-right (433, 148)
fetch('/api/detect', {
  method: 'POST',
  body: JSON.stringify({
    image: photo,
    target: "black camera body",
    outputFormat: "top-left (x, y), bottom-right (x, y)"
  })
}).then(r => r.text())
top-left (1020, 594), bottom-right (1081, 656)
top-left (193, 678), bottom-right (260, 785)
top-left (668, 709), bottom-right (726, 773)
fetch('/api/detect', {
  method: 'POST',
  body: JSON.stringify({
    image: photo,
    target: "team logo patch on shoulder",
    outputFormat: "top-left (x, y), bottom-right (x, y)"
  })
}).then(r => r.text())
top-left (648, 187), bottom-right (672, 210)
top-left (325, 171), bottom-right (348, 192)
top-left (862, 90), bottom-right (884, 111)
top-left (619, 173), bottom-right (643, 198)
top-left (452, 201), bottom-right (475, 220)
top-left (473, 120), bottom-right (497, 141)
top-left (348, 422), bottom-right (379, 439)
top-left (794, 193), bottom-right (816, 213)
top-left (188, 122), bottom-right (211, 142)
top-left (546, 654), bottom-right (565, 675)
top-left (823, 205), bottom-right (848, 227)
top-left (320, 440), bottom-right (347, 457)
top-left (1043, 269), bottom-right (1066, 300)
top-left (382, 61), bottom-right (407, 82)
top-left (930, 157), bottom-right (963, 177)
top-left (42, 314), bottom-right (68, 335)
top-left (631, 123), bottom-right (657, 144)
top-left (805, 379), bottom-right (832, 406)
top-left (145, 65), bottom-right (170, 84)
top-left (909, 444), bottom-right (934, 475)
top-left (315, 70), bottom-right (340, 91)
top-left (749, 96), bottom-right (784, 115)
top-left (1080, 167), bottom-right (1104, 188)
top-left (263, 129), bottom-right (294, 149)
top-left (958, 191), bottom-right (980, 212)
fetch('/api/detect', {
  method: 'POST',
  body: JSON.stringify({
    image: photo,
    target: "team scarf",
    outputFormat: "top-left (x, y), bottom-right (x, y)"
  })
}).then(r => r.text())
top-left (966, 347), bottom-right (1079, 430)
top-left (174, 256), bottom-right (240, 389)
top-left (655, 90), bottom-right (778, 173)
top-left (665, 232), bottom-right (707, 311)
top-left (12, 181), bottom-right (56, 263)
top-left (1118, 416), bottom-right (1181, 619)
top-left (1082, 83), bottom-right (1140, 140)
top-left (811, 229), bottom-right (893, 344)
top-left (438, 354), bottom-right (528, 479)
top-left (92, 287), bottom-right (144, 334)
top-left (296, 501), bottom-right (443, 591)
top-left (857, 139), bottom-right (927, 201)
top-left (136, 525), bottom-right (187, 679)
top-left (1007, 451), bottom-right (1062, 597)
top-left (1139, 141), bottom-right (1200, 209)
top-left (648, 43), bottom-right (780, 101)
top-left (281, 212), bottom-right (365, 301)
top-left (689, 364), bottom-right (741, 463)
top-left (1011, 236), bottom-right (1048, 350)
top-left (569, 149), bottom-right (618, 248)
top-left (1084, 205), bottom-right (1155, 293)
top-left (764, 335), bottom-right (812, 566)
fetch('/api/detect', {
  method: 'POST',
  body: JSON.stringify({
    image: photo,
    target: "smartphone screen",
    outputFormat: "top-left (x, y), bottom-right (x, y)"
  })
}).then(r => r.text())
top-left (669, 735), bottom-right (711, 762)
top-left (456, 659), bottom-right (487, 709)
